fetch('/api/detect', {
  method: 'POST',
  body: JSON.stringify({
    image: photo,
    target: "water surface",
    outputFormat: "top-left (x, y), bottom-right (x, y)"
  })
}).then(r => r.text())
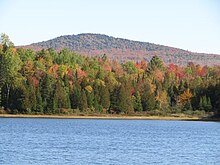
top-left (0, 118), bottom-right (220, 164)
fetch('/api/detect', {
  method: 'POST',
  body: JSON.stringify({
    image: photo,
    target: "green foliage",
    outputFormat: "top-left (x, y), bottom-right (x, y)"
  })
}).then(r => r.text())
top-left (141, 83), bottom-right (156, 111)
top-left (0, 33), bottom-right (14, 48)
top-left (0, 46), bottom-right (23, 110)
top-left (0, 36), bottom-right (219, 116)
top-left (40, 75), bottom-right (55, 114)
top-left (36, 88), bottom-right (43, 114)
top-left (79, 90), bottom-right (88, 112)
top-left (183, 101), bottom-right (192, 111)
top-left (148, 55), bottom-right (164, 71)
top-left (132, 91), bottom-right (143, 112)
top-left (118, 84), bottom-right (134, 114)
top-left (54, 80), bottom-right (71, 112)
top-left (86, 91), bottom-right (94, 109)
top-left (99, 86), bottom-right (110, 110)
top-left (71, 83), bottom-right (81, 109)
top-left (199, 95), bottom-right (212, 112)
top-left (123, 61), bottom-right (138, 74)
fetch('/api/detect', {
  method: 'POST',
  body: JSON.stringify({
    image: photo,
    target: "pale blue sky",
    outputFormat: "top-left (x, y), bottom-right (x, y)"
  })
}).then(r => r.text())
top-left (0, 0), bottom-right (220, 54)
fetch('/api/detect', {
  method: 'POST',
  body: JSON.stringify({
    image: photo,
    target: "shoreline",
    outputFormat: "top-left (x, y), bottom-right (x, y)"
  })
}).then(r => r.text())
top-left (0, 114), bottom-right (218, 121)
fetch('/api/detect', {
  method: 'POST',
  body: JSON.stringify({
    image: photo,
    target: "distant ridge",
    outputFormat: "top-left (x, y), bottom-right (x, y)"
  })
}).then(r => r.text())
top-left (22, 33), bottom-right (220, 65)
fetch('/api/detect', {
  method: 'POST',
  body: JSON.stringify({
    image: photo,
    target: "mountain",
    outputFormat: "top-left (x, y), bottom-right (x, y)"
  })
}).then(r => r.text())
top-left (22, 33), bottom-right (220, 65)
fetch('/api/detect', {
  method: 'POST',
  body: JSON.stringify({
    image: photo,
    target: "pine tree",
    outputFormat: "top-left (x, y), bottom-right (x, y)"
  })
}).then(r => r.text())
top-left (133, 91), bottom-right (143, 112)
top-left (53, 94), bottom-right (58, 114)
top-left (148, 56), bottom-right (164, 72)
top-left (20, 84), bottom-right (32, 114)
top-left (183, 100), bottom-right (192, 111)
top-left (199, 96), bottom-right (204, 110)
top-left (110, 87), bottom-right (120, 113)
top-left (86, 91), bottom-right (94, 109)
top-left (30, 84), bottom-right (37, 113)
top-left (118, 85), bottom-right (134, 114)
top-left (141, 83), bottom-right (156, 111)
top-left (40, 75), bottom-right (55, 114)
top-left (71, 83), bottom-right (81, 109)
top-left (202, 96), bottom-right (208, 110)
top-left (99, 86), bottom-right (110, 110)
top-left (36, 88), bottom-right (43, 114)
top-left (54, 80), bottom-right (71, 111)
top-left (206, 97), bottom-right (212, 111)
top-left (94, 97), bottom-right (101, 112)
top-left (79, 89), bottom-right (88, 112)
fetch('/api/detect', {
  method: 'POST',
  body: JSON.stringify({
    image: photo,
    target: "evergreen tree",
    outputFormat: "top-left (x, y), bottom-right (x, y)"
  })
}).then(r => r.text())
top-left (20, 85), bottom-right (32, 114)
top-left (94, 97), bottom-right (101, 112)
top-left (141, 83), bottom-right (156, 111)
top-left (79, 90), bottom-right (88, 112)
top-left (183, 100), bottom-right (192, 111)
top-left (110, 87), bottom-right (120, 113)
top-left (53, 94), bottom-right (59, 114)
top-left (199, 95), bottom-right (212, 111)
top-left (133, 91), bottom-right (143, 112)
top-left (99, 86), bottom-right (110, 110)
top-left (71, 83), bottom-right (81, 109)
top-left (86, 91), bottom-right (94, 109)
top-left (206, 97), bottom-right (212, 112)
top-left (118, 85), bottom-right (134, 114)
top-left (199, 96), bottom-right (204, 110)
top-left (148, 55), bottom-right (164, 72)
top-left (29, 84), bottom-right (37, 112)
top-left (36, 88), bottom-right (43, 114)
top-left (40, 75), bottom-right (55, 114)
top-left (54, 80), bottom-right (71, 111)
top-left (202, 96), bottom-right (208, 110)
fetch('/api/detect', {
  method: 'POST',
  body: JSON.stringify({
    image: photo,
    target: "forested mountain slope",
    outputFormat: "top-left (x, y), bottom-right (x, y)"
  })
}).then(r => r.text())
top-left (23, 33), bottom-right (220, 66)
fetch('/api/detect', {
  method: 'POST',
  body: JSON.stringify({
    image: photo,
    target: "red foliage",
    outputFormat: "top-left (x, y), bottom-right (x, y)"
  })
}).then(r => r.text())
top-left (168, 63), bottom-right (177, 73)
top-left (77, 69), bottom-right (87, 79)
top-left (135, 62), bottom-right (141, 70)
top-left (103, 61), bottom-right (112, 72)
top-left (131, 87), bottom-right (135, 95)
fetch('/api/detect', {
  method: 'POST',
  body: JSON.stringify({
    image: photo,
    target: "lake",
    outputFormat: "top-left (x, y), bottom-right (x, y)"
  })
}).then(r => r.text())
top-left (0, 118), bottom-right (220, 164)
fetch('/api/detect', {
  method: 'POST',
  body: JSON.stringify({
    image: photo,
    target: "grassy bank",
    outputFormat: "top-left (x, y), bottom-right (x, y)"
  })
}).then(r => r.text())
top-left (0, 113), bottom-right (218, 121)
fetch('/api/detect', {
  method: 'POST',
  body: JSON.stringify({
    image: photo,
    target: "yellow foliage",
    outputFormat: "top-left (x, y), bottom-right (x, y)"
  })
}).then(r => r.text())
top-left (58, 65), bottom-right (68, 78)
top-left (75, 64), bottom-right (80, 70)
top-left (155, 91), bottom-right (169, 109)
top-left (179, 88), bottom-right (193, 104)
top-left (11, 48), bottom-right (17, 54)
top-left (85, 85), bottom-right (93, 93)
top-left (95, 79), bottom-right (105, 87)
top-left (138, 69), bottom-right (144, 74)
top-left (149, 83), bottom-right (156, 93)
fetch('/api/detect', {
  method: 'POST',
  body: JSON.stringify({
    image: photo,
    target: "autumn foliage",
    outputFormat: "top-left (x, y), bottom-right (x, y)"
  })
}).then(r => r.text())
top-left (1, 39), bottom-right (220, 116)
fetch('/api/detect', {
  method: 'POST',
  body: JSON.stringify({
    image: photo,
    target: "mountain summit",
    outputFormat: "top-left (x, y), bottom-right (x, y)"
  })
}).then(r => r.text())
top-left (23, 33), bottom-right (220, 65)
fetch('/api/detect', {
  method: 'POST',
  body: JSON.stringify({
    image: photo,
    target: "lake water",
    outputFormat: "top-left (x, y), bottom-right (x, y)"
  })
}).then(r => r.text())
top-left (0, 118), bottom-right (220, 165)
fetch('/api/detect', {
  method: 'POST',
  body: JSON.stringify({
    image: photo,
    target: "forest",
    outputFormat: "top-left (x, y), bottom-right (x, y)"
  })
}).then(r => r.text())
top-left (0, 34), bottom-right (220, 117)
top-left (25, 33), bottom-right (220, 66)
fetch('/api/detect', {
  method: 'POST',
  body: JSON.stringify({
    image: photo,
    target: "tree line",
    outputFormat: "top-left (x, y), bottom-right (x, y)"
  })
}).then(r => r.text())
top-left (0, 34), bottom-right (220, 116)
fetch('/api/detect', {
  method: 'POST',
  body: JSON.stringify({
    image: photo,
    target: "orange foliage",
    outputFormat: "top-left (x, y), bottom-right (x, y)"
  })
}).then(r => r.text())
top-left (179, 88), bottom-right (192, 104)
top-left (48, 64), bottom-right (59, 78)
top-left (77, 69), bottom-right (87, 80)
top-left (103, 61), bottom-right (112, 72)
top-left (152, 68), bottom-right (164, 82)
